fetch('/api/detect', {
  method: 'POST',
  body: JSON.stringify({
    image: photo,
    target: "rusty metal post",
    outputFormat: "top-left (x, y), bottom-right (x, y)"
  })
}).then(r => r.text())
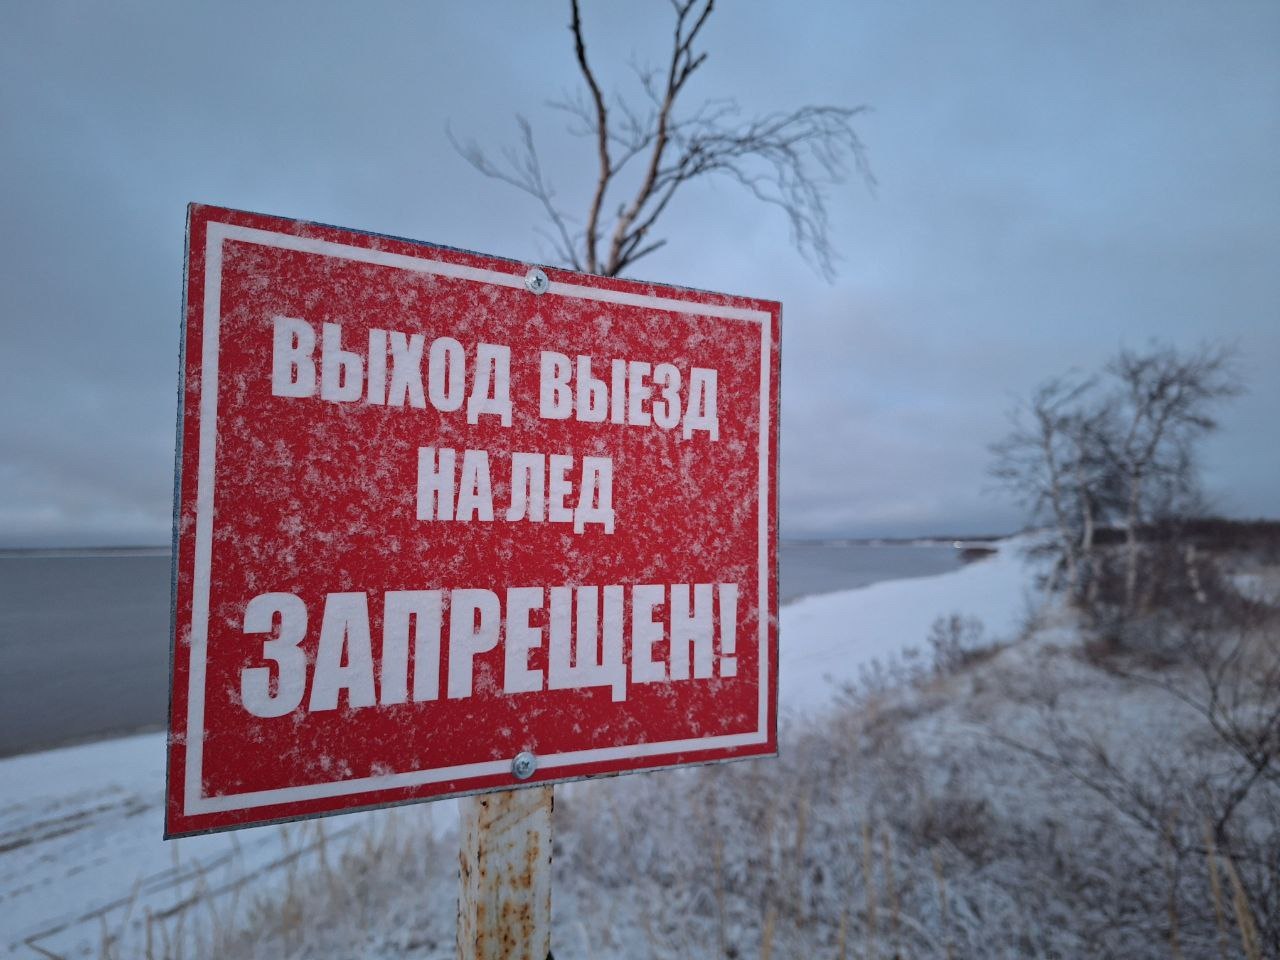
top-left (457, 785), bottom-right (553, 959)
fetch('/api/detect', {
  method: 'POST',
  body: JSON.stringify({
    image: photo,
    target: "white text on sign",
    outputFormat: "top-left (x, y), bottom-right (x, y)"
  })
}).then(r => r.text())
top-left (269, 316), bottom-right (720, 439)
top-left (417, 448), bottom-right (615, 534)
top-left (239, 583), bottom-right (741, 717)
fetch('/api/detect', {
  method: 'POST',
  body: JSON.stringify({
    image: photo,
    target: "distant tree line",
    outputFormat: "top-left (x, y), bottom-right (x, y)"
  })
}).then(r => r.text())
top-left (990, 341), bottom-right (1242, 615)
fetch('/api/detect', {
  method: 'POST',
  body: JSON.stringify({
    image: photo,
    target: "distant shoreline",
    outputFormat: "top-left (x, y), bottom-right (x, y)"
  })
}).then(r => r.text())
top-left (0, 546), bottom-right (171, 558)
top-left (1, 535), bottom-right (1012, 557)
top-left (782, 534), bottom-right (1009, 547)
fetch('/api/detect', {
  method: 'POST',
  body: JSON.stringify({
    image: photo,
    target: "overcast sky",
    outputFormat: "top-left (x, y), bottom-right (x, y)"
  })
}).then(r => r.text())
top-left (1, 0), bottom-right (1277, 545)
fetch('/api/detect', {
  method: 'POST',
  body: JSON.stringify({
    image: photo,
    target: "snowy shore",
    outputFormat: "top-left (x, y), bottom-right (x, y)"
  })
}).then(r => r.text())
top-left (0, 540), bottom-right (1035, 958)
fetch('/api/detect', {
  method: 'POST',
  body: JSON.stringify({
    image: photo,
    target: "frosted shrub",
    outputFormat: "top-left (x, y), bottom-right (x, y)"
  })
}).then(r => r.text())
top-left (927, 613), bottom-right (986, 674)
top-left (203, 607), bottom-right (1277, 959)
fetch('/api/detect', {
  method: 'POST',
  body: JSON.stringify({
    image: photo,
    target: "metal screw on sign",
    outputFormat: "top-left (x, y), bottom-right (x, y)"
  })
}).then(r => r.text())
top-left (524, 267), bottom-right (549, 295)
top-left (511, 751), bottom-right (537, 780)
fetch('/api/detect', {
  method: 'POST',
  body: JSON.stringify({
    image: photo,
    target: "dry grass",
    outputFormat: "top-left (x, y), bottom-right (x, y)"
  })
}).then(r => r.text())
top-left (105, 587), bottom-right (1276, 960)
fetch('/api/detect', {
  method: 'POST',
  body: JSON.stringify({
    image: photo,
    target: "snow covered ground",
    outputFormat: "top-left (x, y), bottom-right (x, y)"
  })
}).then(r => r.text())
top-left (780, 538), bottom-right (1037, 713)
top-left (0, 541), bottom-right (1036, 958)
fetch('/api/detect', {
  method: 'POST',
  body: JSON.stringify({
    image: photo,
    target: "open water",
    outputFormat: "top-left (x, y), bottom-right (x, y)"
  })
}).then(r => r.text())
top-left (0, 543), bottom-right (960, 757)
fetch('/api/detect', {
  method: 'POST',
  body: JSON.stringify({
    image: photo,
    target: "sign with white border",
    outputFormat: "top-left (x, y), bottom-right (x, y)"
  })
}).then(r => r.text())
top-left (166, 204), bottom-right (780, 836)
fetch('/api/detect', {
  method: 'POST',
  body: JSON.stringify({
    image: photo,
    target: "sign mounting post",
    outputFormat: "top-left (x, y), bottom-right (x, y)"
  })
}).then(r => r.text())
top-left (457, 785), bottom-right (554, 959)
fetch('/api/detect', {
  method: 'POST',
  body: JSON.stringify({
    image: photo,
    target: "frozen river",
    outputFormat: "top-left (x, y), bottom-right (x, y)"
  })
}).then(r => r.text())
top-left (0, 542), bottom-right (960, 756)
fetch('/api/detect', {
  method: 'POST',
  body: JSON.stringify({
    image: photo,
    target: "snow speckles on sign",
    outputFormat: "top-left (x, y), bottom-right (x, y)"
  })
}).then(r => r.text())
top-left (166, 205), bottom-right (780, 836)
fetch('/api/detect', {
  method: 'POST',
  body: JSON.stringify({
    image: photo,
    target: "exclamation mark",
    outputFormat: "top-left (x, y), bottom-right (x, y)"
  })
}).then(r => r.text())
top-left (718, 583), bottom-right (738, 677)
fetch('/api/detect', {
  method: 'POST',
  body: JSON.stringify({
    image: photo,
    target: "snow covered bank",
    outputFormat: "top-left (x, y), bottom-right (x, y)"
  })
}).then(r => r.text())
top-left (780, 536), bottom-right (1039, 712)
top-left (0, 733), bottom-right (458, 958)
top-left (0, 540), bottom-right (1037, 958)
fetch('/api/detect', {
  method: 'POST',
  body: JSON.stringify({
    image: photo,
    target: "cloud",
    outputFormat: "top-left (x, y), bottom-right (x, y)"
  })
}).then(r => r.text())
top-left (0, 0), bottom-right (1276, 545)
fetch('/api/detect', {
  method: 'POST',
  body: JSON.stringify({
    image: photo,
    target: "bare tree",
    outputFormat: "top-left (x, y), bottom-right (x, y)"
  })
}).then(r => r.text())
top-left (992, 342), bottom-right (1241, 612)
top-left (990, 374), bottom-right (1111, 600)
top-left (449, 0), bottom-right (873, 279)
top-left (1102, 343), bottom-right (1241, 612)
top-left (1068, 401), bottom-right (1117, 601)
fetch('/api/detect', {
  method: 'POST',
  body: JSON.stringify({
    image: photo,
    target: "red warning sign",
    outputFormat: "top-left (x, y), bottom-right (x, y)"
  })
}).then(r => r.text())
top-left (166, 204), bottom-right (780, 836)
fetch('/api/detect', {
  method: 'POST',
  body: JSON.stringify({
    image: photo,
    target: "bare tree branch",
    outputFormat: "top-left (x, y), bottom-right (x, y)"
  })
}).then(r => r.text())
top-left (446, 118), bottom-right (583, 271)
top-left (603, 0), bottom-right (714, 275)
top-left (451, 0), bottom-right (872, 279)
top-left (569, 0), bottom-right (611, 273)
